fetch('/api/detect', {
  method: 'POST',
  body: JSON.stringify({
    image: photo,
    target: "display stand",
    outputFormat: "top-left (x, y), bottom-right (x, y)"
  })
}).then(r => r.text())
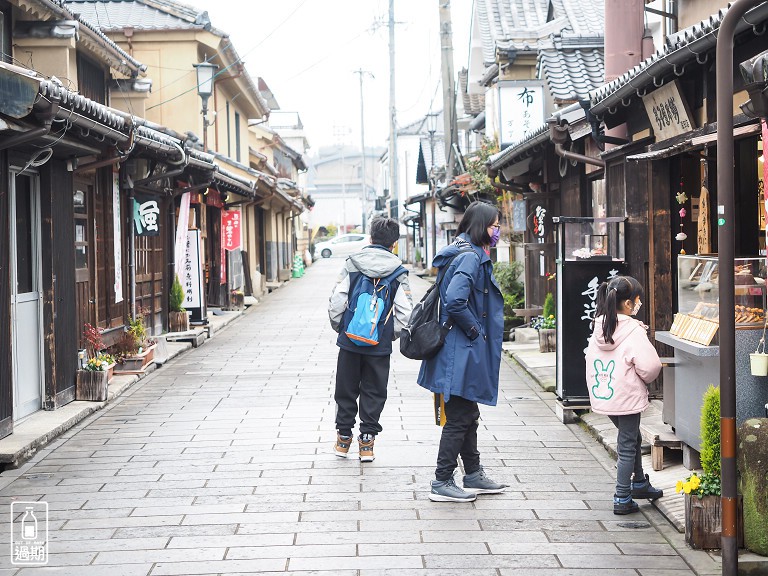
top-left (554, 217), bottom-right (628, 407)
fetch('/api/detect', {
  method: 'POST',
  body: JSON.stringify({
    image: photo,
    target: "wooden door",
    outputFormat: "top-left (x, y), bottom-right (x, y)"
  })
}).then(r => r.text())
top-left (73, 176), bottom-right (95, 348)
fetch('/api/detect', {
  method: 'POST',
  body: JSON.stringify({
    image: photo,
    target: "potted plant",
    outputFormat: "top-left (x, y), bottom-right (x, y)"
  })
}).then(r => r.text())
top-left (76, 354), bottom-right (115, 401)
top-left (675, 385), bottom-right (742, 549)
top-left (169, 274), bottom-right (189, 332)
top-left (113, 311), bottom-right (157, 374)
top-left (80, 323), bottom-right (117, 384)
top-left (537, 293), bottom-right (556, 352)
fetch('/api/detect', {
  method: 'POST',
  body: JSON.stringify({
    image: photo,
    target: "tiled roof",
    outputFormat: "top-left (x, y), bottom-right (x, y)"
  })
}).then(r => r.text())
top-left (476, 0), bottom-right (603, 64)
top-left (589, 2), bottom-right (768, 116)
top-left (459, 68), bottom-right (485, 116)
top-left (487, 123), bottom-right (550, 171)
top-left (63, 0), bottom-right (203, 30)
top-left (538, 43), bottom-right (604, 102)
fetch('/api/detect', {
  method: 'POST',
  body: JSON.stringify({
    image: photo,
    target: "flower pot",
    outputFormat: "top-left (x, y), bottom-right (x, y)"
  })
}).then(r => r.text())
top-left (76, 370), bottom-right (109, 401)
top-left (684, 494), bottom-right (744, 550)
top-left (169, 311), bottom-right (189, 333)
top-left (114, 344), bottom-right (156, 374)
top-left (539, 328), bottom-right (556, 353)
top-left (106, 362), bottom-right (115, 383)
top-left (749, 352), bottom-right (768, 376)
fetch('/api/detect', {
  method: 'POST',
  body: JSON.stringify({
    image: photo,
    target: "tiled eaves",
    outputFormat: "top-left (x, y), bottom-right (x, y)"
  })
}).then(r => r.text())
top-left (589, 2), bottom-right (768, 117)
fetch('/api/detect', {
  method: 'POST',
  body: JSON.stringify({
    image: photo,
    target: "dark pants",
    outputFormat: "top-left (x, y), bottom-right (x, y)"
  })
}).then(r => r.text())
top-left (334, 348), bottom-right (390, 437)
top-left (609, 413), bottom-right (645, 498)
top-left (435, 395), bottom-right (481, 481)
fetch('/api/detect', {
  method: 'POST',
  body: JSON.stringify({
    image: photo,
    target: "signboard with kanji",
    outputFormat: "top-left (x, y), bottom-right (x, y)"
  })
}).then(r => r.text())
top-left (133, 192), bottom-right (161, 237)
top-left (497, 81), bottom-right (546, 146)
top-left (642, 80), bottom-right (695, 141)
top-left (221, 209), bottom-right (242, 251)
top-left (183, 230), bottom-right (203, 309)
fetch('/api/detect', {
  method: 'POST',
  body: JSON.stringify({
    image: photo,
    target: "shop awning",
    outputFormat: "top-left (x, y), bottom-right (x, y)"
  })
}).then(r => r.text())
top-left (625, 122), bottom-right (761, 161)
top-left (405, 191), bottom-right (432, 206)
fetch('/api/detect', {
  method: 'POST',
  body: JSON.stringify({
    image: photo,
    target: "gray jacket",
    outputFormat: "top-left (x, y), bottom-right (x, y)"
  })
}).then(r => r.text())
top-left (328, 245), bottom-right (413, 338)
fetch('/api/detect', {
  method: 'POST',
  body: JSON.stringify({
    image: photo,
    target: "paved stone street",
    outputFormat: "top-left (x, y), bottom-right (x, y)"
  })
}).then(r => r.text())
top-left (0, 258), bottom-right (720, 575)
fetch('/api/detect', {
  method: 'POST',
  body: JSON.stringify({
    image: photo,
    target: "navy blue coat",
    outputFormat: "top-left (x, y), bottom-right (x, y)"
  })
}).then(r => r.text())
top-left (417, 235), bottom-right (504, 406)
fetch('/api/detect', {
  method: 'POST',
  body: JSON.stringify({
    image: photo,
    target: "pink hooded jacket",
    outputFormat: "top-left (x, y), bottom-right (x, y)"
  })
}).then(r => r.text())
top-left (585, 315), bottom-right (662, 416)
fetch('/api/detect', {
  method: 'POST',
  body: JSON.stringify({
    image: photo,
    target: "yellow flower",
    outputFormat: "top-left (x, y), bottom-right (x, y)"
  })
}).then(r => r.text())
top-left (683, 482), bottom-right (692, 494)
top-left (690, 475), bottom-right (701, 490)
top-left (548, 315), bottom-right (554, 319)
top-left (675, 480), bottom-right (684, 493)
top-left (95, 360), bottom-right (102, 367)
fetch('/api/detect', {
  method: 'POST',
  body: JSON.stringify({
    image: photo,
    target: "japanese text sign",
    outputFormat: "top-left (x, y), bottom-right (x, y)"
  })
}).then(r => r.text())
top-left (221, 209), bottom-right (242, 252)
top-left (133, 192), bottom-right (160, 237)
top-left (498, 82), bottom-right (545, 146)
top-left (642, 80), bottom-right (695, 141)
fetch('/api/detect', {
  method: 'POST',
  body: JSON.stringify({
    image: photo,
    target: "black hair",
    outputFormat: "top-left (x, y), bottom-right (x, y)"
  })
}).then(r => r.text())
top-left (369, 217), bottom-right (400, 249)
top-left (595, 275), bottom-right (644, 344)
top-left (456, 201), bottom-right (500, 246)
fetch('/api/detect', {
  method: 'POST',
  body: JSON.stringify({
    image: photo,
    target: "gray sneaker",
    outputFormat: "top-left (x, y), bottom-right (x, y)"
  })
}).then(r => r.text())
top-left (429, 477), bottom-right (477, 503)
top-left (463, 467), bottom-right (508, 494)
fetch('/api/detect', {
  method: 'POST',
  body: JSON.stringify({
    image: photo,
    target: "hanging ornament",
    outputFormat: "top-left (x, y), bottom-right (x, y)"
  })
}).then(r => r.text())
top-left (676, 177), bottom-right (687, 254)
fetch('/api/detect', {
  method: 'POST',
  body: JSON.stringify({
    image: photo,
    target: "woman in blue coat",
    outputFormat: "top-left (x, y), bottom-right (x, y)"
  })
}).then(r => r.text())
top-left (418, 201), bottom-right (507, 502)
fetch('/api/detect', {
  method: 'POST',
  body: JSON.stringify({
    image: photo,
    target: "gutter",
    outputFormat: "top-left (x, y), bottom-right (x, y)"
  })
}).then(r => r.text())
top-left (590, 3), bottom-right (768, 117)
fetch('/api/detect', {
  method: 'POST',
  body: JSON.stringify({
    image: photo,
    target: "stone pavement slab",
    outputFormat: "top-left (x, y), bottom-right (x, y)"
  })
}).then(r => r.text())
top-left (0, 258), bottom-right (727, 574)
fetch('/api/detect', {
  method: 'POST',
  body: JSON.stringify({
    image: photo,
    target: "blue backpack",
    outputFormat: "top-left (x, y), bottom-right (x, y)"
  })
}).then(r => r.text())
top-left (344, 266), bottom-right (407, 347)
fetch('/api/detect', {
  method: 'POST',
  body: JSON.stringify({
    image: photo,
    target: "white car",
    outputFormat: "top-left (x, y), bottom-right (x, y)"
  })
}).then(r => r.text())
top-left (314, 233), bottom-right (369, 259)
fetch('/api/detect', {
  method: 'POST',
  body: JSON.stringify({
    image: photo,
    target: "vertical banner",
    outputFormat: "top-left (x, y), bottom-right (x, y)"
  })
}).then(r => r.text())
top-left (112, 170), bottom-right (123, 303)
top-left (133, 192), bottom-right (161, 236)
top-left (221, 209), bottom-right (242, 251)
top-left (174, 193), bottom-right (191, 280)
top-left (183, 230), bottom-right (204, 309)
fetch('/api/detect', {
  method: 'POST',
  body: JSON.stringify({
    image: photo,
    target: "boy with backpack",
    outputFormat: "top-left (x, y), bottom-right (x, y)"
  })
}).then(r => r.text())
top-left (328, 217), bottom-right (413, 461)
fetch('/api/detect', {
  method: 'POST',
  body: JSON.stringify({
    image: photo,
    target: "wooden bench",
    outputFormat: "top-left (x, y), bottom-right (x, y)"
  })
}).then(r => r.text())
top-left (513, 307), bottom-right (543, 325)
top-left (639, 409), bottom-right (682, 471)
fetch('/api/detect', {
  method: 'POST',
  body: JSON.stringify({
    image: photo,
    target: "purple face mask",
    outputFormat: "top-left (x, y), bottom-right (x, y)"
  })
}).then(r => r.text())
top-left (490, 227), bottom-right (501, 247)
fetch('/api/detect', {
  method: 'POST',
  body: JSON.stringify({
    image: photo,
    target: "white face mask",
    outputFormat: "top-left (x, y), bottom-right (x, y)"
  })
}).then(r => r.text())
top-left (631, 299), bottom-right (642, 316)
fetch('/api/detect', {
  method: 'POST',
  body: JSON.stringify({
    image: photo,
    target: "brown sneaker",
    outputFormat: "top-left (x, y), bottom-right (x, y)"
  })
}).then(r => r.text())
top-left (358, 434), bottom-right (375, 462)
top-left (334, 433), bottom-right (353, 458)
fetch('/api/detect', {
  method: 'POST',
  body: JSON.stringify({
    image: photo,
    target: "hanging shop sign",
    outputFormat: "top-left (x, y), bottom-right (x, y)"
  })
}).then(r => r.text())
top-left (642, 80), bottom-right (695, 141)
top-left (495, 81), bottom-right (546, 147)
top-left (112, 170), bottom-right (123, 303)
top-left (174, 192), bottom-right (191, 280)
top-left (183, 229), bottom-right (204, 309)
top-left (527, 204), bottom-right (551, 241)
top-left (133, 192), bottom-right (161, 237)
top-left (205, 189), bottom-right (224, 208)
top-left (512, 200), bottom-right (527, 233)
top-left (221, 208), bottom-right (242, 251)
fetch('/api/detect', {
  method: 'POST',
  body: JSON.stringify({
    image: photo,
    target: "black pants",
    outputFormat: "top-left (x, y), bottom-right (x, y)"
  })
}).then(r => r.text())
top-left (334, 348), bottom-right (390, 437)
top-left (435, 395), bottom-right (481, 481)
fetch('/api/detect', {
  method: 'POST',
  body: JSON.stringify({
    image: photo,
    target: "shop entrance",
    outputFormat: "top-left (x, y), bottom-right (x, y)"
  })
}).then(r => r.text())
top-left (9, 171), bottom-right (43, 420)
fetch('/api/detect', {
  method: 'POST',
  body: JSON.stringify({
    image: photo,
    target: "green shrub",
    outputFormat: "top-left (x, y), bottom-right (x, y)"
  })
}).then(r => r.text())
top-left (542, 292), bottom-right (555, 320)
top-left (170, 275), bottom-right (185, 313)
top-left (493, 261), bottom-right (524, 296)
top-left (700, 385), bottom-right (721, 477)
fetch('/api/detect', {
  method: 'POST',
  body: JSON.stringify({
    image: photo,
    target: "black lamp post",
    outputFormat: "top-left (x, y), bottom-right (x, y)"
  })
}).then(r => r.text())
top-left (194, 60), bottom-right (218, 152)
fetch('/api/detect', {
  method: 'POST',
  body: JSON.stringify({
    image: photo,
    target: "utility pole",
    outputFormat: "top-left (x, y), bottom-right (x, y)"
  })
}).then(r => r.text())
top-left (388, 0), bottom-right (399, 219)
top-left (439, 0), bottom-right (457, 179)
top-left (355, 69), bottom-right (374, 232)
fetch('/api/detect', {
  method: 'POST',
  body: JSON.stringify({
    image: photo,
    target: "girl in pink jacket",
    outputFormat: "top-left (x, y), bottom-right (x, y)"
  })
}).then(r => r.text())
top-left (585, 275), bottom-right (663, 515)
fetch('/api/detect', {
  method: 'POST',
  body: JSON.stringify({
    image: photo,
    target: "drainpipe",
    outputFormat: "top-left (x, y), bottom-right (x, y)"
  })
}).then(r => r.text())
top-left (548, 119), bottom-right (605, 168)
top-left (134, 164), bottom-right (187, 188)
top-left (716, 2), bottom-right (765, 573)
top-left (0, 124), bottom-right (52, 151)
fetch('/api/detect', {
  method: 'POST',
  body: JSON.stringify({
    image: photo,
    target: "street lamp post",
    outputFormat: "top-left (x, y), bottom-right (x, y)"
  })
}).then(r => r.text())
top-left (194, 60), bottom-right (218, 152)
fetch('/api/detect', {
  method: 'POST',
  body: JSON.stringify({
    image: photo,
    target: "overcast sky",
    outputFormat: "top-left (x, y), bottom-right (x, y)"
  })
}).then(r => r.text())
top-left (181, 0), bottom-right (473, 156)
